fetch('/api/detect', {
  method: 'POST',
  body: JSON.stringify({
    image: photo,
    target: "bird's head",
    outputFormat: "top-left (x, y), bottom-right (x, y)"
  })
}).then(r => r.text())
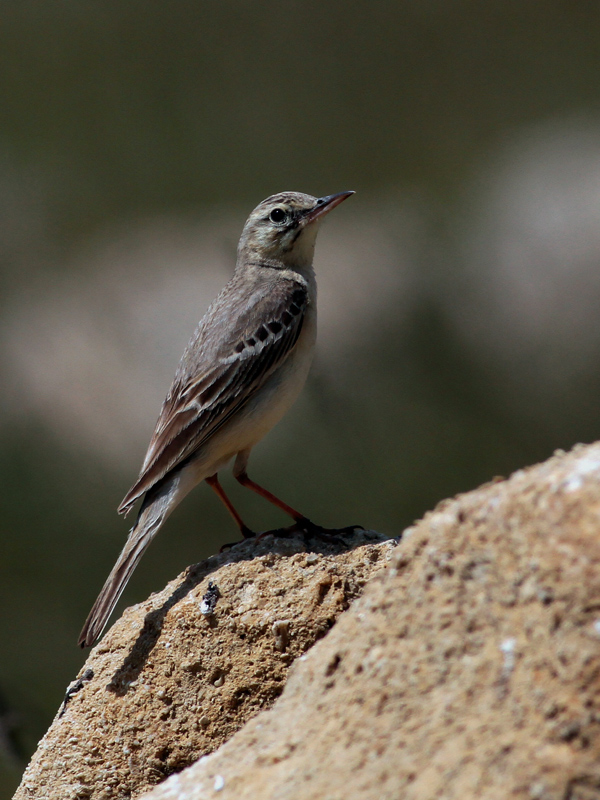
top-left (237, 190), bottom-right (354, 270)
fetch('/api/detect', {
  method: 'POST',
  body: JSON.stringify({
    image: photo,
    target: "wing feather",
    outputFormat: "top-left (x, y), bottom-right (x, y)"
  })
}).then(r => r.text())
top-left (118, 273), bottom-right (308, 514)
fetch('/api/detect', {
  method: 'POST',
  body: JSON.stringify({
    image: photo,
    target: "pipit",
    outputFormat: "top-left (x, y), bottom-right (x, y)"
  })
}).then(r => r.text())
top-left (78, 190), bottom-right (355, 648)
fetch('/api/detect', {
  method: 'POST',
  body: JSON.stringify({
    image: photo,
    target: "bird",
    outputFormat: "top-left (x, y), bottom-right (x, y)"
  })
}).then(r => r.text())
top-left (78, 190), bottom-right (355, 647)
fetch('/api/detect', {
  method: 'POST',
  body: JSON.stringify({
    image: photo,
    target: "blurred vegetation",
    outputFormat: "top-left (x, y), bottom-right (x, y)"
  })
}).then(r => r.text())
top-left (3, 1), bottom-right (600, 795)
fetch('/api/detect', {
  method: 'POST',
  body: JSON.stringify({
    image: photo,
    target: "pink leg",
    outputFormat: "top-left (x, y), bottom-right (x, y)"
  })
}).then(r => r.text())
top-left (206, 474), bottom-right (255, 539)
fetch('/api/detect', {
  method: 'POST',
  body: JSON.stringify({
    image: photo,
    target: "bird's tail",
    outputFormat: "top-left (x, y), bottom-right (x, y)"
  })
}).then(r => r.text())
top-left (78, 477), bottom-right (182, 648)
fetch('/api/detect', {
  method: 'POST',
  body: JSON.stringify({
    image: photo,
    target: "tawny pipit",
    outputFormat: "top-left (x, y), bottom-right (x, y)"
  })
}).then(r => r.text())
top-left (78, 190), bottom-right (354, 647)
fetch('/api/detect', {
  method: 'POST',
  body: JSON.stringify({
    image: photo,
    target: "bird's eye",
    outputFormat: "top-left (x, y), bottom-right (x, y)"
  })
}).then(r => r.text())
top-left (269, 208), bottom-right (287, 223)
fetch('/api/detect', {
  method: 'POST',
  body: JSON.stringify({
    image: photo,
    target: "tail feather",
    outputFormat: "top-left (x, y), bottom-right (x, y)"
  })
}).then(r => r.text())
top-left (77, 521), bottom-right (160, 648)
top-left (78, 475), bottom-right (185, 648)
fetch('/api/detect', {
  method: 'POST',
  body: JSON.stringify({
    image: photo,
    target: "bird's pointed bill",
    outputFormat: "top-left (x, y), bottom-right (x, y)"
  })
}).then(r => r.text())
top-left (303, 191), bottom-right (355, 224)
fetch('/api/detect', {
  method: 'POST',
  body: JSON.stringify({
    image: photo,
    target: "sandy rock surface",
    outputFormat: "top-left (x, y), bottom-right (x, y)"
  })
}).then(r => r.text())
top-left (141, 443), bottom-right (600, 800)
top-left (14, 529), bottom-right (393, 800)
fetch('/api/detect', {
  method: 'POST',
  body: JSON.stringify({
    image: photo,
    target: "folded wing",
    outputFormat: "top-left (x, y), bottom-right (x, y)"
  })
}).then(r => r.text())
top-left (118, 275), bottom-right (308, 514)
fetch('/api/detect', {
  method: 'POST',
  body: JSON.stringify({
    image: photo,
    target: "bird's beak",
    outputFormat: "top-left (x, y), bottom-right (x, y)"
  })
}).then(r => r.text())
top-left (303, 191), bottom-right (355, 225)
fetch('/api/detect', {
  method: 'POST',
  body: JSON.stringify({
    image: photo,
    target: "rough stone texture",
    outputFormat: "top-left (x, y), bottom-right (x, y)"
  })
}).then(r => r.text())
top-left (141, 442), bottom-right (600, 800)
top-left (14, 530), bottom-right (393, 800)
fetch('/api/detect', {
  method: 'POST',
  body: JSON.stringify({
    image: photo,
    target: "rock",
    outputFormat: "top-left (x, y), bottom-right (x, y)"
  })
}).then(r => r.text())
top-left (13, 529), bottom-right (393, 800)
top-left (140, 442), bottom-right (600, 800)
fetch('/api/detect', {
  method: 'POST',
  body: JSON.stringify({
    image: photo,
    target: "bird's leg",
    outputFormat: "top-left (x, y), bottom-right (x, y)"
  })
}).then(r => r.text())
top-left (233, 468), bottom-right (363, 542)
top-left (234, 470), bottom-right (306, 523)
top-left (205, 474), bottom-right (255, 540)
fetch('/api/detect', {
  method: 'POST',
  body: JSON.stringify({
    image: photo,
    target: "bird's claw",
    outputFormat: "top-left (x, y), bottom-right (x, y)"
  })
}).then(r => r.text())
top-left (220, 520), bottom-right (365, 551)
top-left (284, 518), bottom-right (365, 546)
top-left (219, 526), bottom-right (258, 552)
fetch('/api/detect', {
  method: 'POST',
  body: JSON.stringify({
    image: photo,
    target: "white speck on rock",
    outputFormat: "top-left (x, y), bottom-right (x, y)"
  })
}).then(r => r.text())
top-left (214, 774), bottom-right (225, 791)
top-left (561, 451), bottom-right (600, 493)
top-left (529, 781), bottom-right (546, 799)
top-left (500, 637), bottom-right (517, 678)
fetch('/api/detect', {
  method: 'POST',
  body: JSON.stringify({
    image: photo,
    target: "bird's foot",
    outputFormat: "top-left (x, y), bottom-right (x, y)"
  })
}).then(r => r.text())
top-left (220, 519), bottom-right (365, 551)
top-left (219, 524), bottom-right (257, 552)
top-left (294, 517), bottom-right (365, 544)
top-left (256, 517), bottom-right (364, 546)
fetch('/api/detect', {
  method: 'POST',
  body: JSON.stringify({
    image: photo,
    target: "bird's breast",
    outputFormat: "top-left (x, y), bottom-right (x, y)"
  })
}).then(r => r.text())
top-left (240, 301), bottom-right (316, 444)
top-left (186, 301), bottom-right (317, 479)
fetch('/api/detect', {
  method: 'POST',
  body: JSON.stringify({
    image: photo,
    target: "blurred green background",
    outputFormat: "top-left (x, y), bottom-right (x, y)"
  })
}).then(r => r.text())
top-left (4, 1), bottom-right (600, 795)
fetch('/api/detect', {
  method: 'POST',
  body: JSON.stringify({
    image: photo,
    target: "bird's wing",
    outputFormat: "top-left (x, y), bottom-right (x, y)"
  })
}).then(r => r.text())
top-left (118, 276), bottom-right (308, 514)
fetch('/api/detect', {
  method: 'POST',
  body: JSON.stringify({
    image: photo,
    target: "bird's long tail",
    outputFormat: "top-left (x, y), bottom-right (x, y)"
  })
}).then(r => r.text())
top-left (78, 474), bottom-right (186, 648)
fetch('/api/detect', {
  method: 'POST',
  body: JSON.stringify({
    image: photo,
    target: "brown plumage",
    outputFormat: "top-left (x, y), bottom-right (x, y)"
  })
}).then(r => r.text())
top-left (78, 190), bottom-right (354, 648)
top-left (118, 274), bottom-right (308, 514)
